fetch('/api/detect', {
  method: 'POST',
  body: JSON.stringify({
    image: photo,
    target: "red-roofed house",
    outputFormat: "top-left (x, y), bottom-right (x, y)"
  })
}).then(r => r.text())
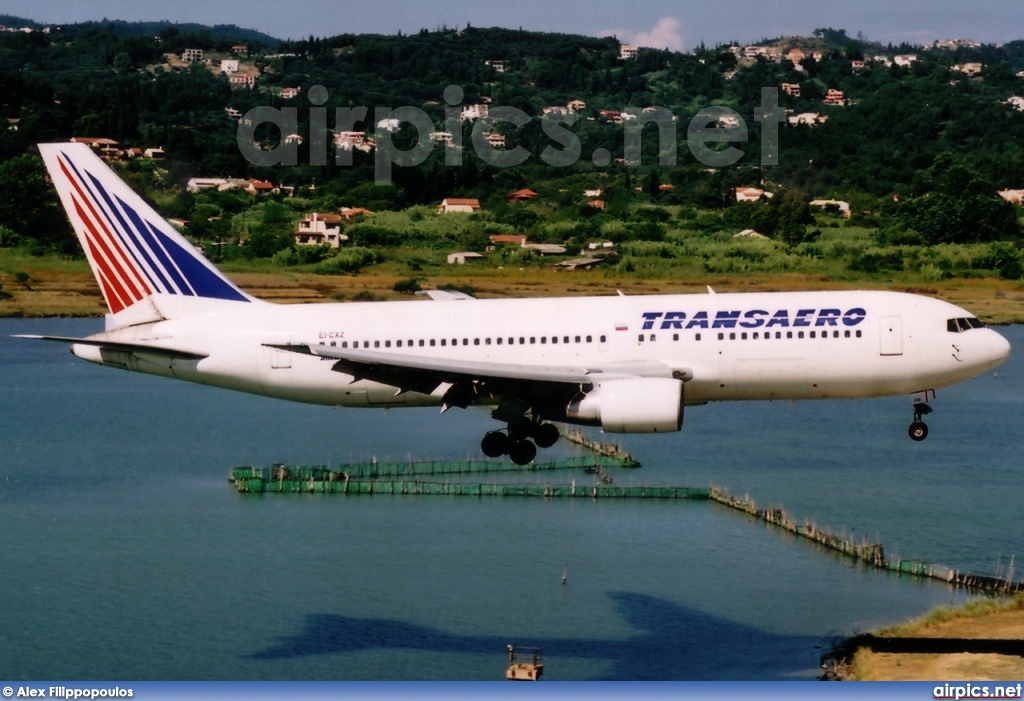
top-left (437, 198), bottom-right (480, 214)
top-left (246, 180), bottom-right (275, 195)
top-left (508, 189), bottom-right (538, 202)
top-left (490, 234), bottom-right (528, 246)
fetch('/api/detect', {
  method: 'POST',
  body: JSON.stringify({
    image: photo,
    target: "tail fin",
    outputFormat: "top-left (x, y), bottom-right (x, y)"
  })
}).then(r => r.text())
top-left (38, 143), bottom-right (254, 320)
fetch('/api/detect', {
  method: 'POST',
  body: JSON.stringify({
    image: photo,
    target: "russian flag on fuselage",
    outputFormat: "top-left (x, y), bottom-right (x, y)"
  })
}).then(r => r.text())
top-left (39, 143), bottom-right (251, 314)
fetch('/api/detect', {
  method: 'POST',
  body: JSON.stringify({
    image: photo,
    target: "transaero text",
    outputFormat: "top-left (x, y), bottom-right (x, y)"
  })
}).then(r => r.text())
top-left (641, 308), bottom-right (868, 330)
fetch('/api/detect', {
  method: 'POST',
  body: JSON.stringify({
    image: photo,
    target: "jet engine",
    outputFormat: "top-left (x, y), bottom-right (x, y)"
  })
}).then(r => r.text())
top-left (566, 377), bottom-right (683, 433)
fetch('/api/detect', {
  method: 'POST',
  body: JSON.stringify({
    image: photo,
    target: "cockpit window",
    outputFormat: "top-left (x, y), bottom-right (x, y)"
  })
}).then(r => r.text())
top-left (947, 317), bottom-right (986, 333)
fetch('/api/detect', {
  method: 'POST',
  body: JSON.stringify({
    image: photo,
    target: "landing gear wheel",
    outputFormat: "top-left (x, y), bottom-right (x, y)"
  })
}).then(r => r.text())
top-left (908, 421), bottom-right (929, 442)
top-left (533, 423), bottom-right (560, 449)
top-left (508, 439), bottom-right (537, 465)
top-left (481, 430), bottom-right (510, 458)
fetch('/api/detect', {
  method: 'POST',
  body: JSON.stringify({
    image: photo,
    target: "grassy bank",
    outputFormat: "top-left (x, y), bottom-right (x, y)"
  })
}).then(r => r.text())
top-left (849, 595), bottom-right (1024, 680)
top-left (2, 246), bottom-right (1024, 322)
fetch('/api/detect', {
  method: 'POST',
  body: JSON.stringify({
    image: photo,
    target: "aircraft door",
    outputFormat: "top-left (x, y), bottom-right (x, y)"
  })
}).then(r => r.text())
top-left (879, 316), bottom-right (903, 356)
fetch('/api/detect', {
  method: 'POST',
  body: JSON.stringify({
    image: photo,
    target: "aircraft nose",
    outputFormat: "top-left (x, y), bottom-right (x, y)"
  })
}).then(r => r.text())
top-left (988, 330), bottom-right (1011, 370)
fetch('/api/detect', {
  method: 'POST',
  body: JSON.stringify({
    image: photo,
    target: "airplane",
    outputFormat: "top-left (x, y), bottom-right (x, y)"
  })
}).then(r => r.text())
top-left (17, 142), bottom-right (1012, 464)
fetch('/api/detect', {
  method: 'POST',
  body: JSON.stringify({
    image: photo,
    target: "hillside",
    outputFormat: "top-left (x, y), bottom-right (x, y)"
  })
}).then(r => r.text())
top-left (0, 19), bottom-right (1022, 306)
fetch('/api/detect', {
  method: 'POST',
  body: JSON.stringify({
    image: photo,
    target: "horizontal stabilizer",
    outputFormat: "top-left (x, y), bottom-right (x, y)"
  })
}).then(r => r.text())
top-left (14, 334), bottom-right (208, 360)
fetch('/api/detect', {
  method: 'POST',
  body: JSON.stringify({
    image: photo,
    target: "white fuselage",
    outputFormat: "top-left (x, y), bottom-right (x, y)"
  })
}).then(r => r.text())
top-left (72, 289), bottom-right (1010, 415)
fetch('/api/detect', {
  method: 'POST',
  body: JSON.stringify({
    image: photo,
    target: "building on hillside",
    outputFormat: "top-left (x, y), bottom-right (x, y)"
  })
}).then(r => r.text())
top-left (619, 44), bottom-right (638, 60)
top-left (567, 100), bottom-right (587, 112)
top-left (182, 48), bottom-right (204, 62)
top-left (735, 187), bottom-right (771, 202)
top-left (787, 112), bottom-right (827, 126)
top-left (484, 132), bottom-right (506, 148)
top-left (280, 87), bottom-right (301, 99)
top-left (246, 179), bottom-right (275, 195)
top-left (781, 82), bottom-right (801, 97)
top-left (430, 132), bottom-right (454, 147)
top-left (484, 59), bottom-right (505, 73)
top-left (448, 251), bottom-right (485, 264)
top-left (508, 189), bottom-right (538, 202)
top-left (340, 207), bottom-right (373, 221)
top-left (335, 131), bottom-right (367, 149)
top-left (187, 178), bottom-right (231, 193)
top-left (823, 89), bottom-right (845, 106)
top-left (461, 104), bottom-right (489, 121)
top-left (809, 199), bottom-right (851, 217)
top-left (437, 198), bottom-right (480, 214)
top-left (490, 234), bottom-right (528, 247)
top-left (997, 190), bottom-right (1024, 205)
top-left (894, 54), bottom-right (918, 67)
top-left (295, 213), bottom-right (346, 248)
top-left (952, 62), bottom-right (983, 77)
top-left (144, 147), bottom-right (165, 159)
top-left (229, 74), bottom-right (255, 89)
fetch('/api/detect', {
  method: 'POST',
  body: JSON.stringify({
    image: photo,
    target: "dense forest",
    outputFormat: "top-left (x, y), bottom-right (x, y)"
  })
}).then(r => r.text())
top-left (0, 18), bottom-right (1022, 282)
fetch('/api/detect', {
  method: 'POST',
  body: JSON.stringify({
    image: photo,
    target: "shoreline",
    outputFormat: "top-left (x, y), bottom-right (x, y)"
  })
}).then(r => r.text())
top-left (3, 268), bottom-right (1024, 323)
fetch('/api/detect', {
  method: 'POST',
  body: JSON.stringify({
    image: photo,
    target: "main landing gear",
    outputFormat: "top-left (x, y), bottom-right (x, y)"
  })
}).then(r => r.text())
top-left (481, 420), bottom-right (560, 465)
top-left (908, 391), bottom-right (935, 441)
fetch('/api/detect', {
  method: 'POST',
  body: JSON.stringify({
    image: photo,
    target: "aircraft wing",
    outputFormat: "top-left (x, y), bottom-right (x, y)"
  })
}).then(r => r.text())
top-left (268, 343), bottom-right (681, 407)
top-left (14, 334), bottom-right (208, 361)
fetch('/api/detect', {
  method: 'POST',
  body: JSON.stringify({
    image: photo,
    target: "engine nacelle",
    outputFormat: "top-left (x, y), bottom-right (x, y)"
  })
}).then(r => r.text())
top-left (566, 377), bottom-right (684, 433)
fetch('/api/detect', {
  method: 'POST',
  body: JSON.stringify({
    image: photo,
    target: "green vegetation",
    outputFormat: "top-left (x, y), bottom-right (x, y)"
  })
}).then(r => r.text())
top-left (0, 19), bottom-right (1022, 292)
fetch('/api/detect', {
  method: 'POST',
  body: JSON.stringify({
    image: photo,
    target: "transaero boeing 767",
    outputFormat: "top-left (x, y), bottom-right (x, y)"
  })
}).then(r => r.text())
top-left (18, 143), bottom-right (1011, 464)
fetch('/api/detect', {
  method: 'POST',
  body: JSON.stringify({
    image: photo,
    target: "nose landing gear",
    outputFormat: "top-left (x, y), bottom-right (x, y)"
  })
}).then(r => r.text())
top-left (908, 398), bottom-right (933, 442)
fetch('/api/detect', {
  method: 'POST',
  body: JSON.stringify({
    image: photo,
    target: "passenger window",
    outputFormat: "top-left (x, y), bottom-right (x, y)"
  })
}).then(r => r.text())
top-left (741, 332), bottom-right (747, 340)
top-left (600, 335), bottom-right (607, 342)
top-left (364, 341), bottom-right (370, 348)
top-left (718, 333), bottom-right (724, 340)
top-left (429, 339), bottom-right (435, 347)
top-left (786, 332), bottom-right (793, 339)
top-left (586, 336), bottom-right (592, 343)
top-left (752, 332), bottom-right (758, 339)
top-left (474, 339), bottom-right (480, 346)
top-left (575, 336), bottom-right (581, 343)
top-left (809, 331), bottom-right (815, 339)
top-left (541, 337), bottom-right (547, 344)
top-left (551, 337), bottom-right (557, 344)
top-left (673, 333), bottom-right (679, 341)
top-left (729, 332), bottom-right (736, 340)
top-left (441, 339), bottom-right (447, 346)
top-left (638, 334), bottom-right (644, 342)
top-left (798, 332), bottom-right (804, 339)
top-left (856, 330), bottom-right (862, 337)
top-left (564, 336), bottom-right (570, 343)
top-left (844, 330), bottom-right (850, 338)
top-left (530, 337), bottom-right (536, 344)
top-left (329, 341), bottom-right (335, 347)
top-left (695, 333), bottom-right (701, 341)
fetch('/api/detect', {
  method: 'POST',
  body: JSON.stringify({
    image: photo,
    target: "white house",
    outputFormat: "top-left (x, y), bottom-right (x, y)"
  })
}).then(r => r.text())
top-left (735, 187), bottom-right (772, 202)
top-left (220, 59), bottom-right (239, 74)
top-left (437, 198), bottom-right (480, 214)
top-left (295, 213), bottom-right (346, 248)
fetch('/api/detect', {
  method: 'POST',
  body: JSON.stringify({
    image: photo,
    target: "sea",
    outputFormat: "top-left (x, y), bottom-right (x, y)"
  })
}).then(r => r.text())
top-left (1, 318), bottom-right (1021, 681)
